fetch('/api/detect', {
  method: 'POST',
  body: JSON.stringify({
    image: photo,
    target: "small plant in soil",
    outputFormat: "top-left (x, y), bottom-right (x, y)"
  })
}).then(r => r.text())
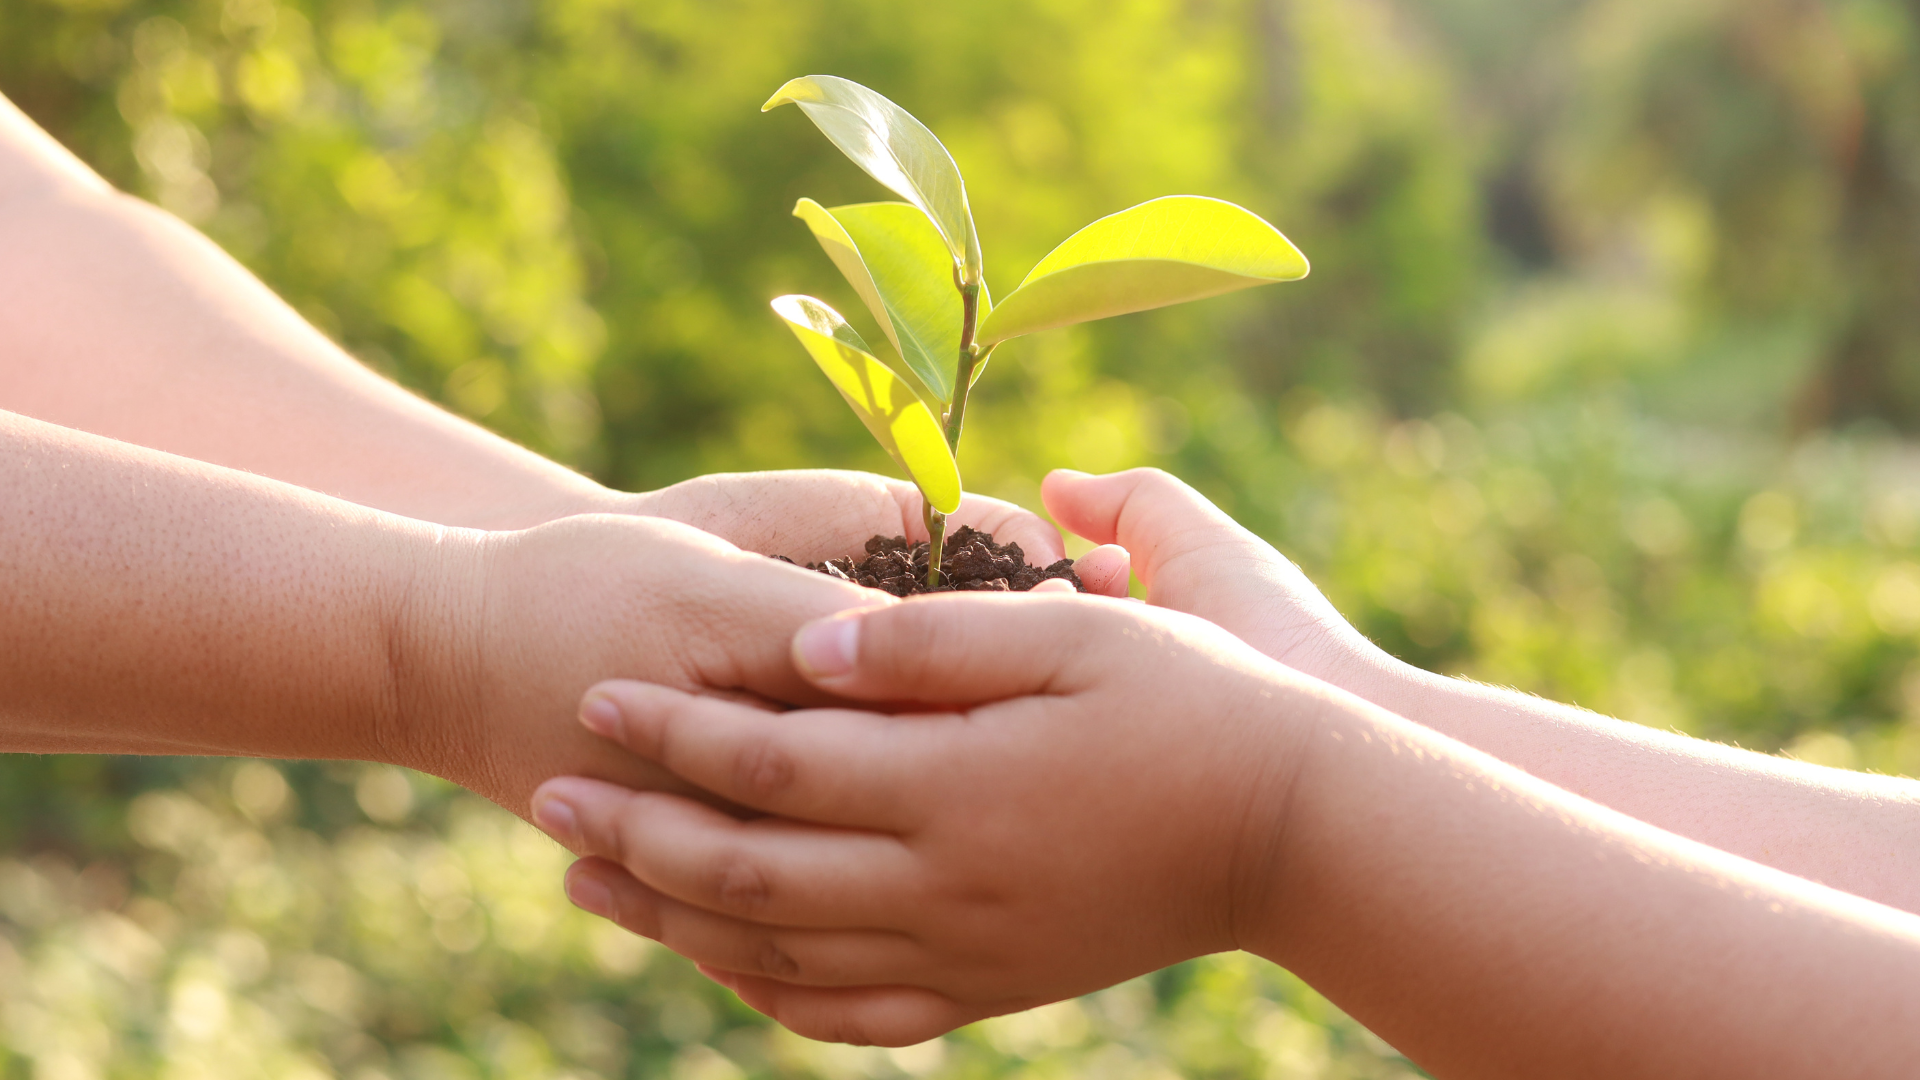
top-left (765, 75), bottom-right (1309, 590)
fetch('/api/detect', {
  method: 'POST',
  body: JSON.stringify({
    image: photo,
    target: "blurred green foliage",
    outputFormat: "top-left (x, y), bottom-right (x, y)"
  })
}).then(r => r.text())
top-left (5, 0), bottom-right (1920, 1076)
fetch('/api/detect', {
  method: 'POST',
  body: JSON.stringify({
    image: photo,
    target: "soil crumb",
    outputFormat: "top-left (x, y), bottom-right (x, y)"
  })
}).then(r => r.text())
top-left (778, 526), bottom-right (1084, 597)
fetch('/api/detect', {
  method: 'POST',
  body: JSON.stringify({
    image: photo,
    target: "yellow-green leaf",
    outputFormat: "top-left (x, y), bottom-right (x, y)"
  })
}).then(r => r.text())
top-left (771, 295), bottom-right (961, 514)
top-left (793, 198), bottom-right (963, 404)
top-left (976, 196), bottom-right (1308, 347)
top-left (763, 76), bottom-right (983, 286)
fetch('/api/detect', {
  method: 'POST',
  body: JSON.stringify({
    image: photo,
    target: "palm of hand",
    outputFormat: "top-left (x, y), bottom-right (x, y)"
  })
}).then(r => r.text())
top-left (412, 470), bottom-right (1067, 825)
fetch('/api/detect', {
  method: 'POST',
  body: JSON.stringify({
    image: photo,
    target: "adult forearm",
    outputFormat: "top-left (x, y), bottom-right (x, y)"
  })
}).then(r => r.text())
top-left (1342, 654), bottom-right (1920, 913)
top-left (1250, 679), bottom-right (1920, 1080)
top-left (0, 409), bottom-right (460, 763)
top-left (0, 94), bottom-right (612, 529)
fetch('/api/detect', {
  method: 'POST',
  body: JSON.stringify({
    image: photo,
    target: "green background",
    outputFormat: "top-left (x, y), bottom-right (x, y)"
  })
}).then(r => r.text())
top-left (4, 0), bottom-right (1920, 1075)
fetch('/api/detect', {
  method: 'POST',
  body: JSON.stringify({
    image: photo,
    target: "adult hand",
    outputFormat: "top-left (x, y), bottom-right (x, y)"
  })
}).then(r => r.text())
top-left (441, 469), bottom-right (1129, 817)
top-left (621, 470), bottom-right (1068, 568)
top-left (0, 411), bottom-right (902, 830)
top-left (395, 511), bottom-right (899, 822)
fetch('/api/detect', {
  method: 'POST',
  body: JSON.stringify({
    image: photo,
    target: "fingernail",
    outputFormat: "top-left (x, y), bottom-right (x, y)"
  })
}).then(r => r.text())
top-left (579, 693), bottom-right (622, 739)
top-left (566, 871), bottom-right (614, 919)
top-left (794, 615), bottom-right (860, 678)
top-left (531, 793), bottom-right (579, 845)
top-left (1051, 468), bottom-right (1091, 479)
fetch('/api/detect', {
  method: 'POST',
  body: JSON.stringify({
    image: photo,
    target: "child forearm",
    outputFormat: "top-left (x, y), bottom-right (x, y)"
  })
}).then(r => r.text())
top-left (1252, 679), bottom-right (1920, 1080)
top-left (1043, 467), bottom-right (1920, 915)
top-left (1343, 657), bottom-right (1920, 914)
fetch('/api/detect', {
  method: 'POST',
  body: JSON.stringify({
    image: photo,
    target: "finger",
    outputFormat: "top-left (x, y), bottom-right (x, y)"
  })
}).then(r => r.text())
top-left (790, 593), bottom-right (1112, 704)
top-left (1042, 468), bottom-right (1272, 592)
top-left (532, 778), bottom-right (918, 928)
top-left (577, 680), bottom-right (934, 828)
top-left (640, 470), bottom-right (1064, 565)
top-left (1071, 544), bottom-right (1131, 597)
top-left (1029, 577), bottom-right (1076, 595)
top-left (565, 859), bottom-right (930, 987)
top-left (600, 515), bottom-right (887, 709)
top-left (1040, 469), bottom-right (1356, 661)
top-left (716, 973), bottom-right (978, 1047)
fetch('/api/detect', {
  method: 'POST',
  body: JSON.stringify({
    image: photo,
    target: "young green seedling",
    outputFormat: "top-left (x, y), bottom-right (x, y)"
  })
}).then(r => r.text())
top-left (766, 75), bottom-right (1309, 587)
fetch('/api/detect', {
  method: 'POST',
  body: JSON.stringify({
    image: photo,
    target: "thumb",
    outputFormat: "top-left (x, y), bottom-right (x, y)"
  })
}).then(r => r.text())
top-left (1041, 468), bottom-right (1369, 675)
top-left (1042, 468), bottom-right (1279, 598)
top-left (789, 593), bottom-right (1103, 705)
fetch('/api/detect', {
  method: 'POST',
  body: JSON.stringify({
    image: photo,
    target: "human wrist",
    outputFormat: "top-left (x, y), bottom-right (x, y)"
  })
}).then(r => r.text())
top-left (458, 478), bottom-right (635, 531)
top-left (369, 520), bottom-right (495, 784)
top-left (1219, 665), bottom-right (1336, 956)
top-left (1275, 626), bottom-right (1418, 710)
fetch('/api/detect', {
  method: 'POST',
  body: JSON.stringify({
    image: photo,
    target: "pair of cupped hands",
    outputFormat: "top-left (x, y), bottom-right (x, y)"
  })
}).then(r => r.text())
top-left (473, 464), bottom-right (1378, 1047)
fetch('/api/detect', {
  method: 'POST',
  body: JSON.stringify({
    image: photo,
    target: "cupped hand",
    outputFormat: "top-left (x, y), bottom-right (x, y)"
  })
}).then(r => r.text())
top-left (626, 469), bottom-right (1064, 567)
top-left (393, 513), bottom-right (893, 824)
top-left (1043, 467), bottom-right (1391, 687)
top-left (401, 469), bottom-right (1137, 823)
top-left (545, 468), bottom-right (1130, 595)
top-left (528, 595), bottom-right (1311, 1046)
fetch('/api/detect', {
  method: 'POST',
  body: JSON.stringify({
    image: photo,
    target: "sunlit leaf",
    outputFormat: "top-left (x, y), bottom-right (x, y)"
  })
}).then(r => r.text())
top-left (771, 295), bottom-right (961, 513)
top-left (793, 198), bottom-right (966, 403)
top-left (763, 75), bottom-right (983, 286)
top-left (976, 196), bottom-right (1308, 346)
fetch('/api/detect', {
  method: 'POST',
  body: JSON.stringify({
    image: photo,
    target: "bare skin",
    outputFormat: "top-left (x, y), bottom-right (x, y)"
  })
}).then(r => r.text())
top-left (0, 92), bottom-right (1126, 833)
top-left (0, 90), bottom-right (1116, 581)
top-left (528, 596), bottom-right (1920, 1076)
top-left (1035, 468), bottom-right (1920, 914)
top-left (0, 408), bottom-right (916, 819)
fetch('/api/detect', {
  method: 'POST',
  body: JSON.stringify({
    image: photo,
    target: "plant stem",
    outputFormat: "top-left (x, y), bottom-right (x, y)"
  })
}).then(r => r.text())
top-left (925, 278), bottom-right (985, 588)
top-left (923, 500), bottom-right (946, 589)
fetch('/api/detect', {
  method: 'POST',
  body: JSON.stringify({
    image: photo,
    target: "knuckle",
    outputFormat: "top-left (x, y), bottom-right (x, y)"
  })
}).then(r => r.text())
top-left (609, 808), bottom-right (649, 870)
top-left (732, 732), bottom-right (798, 802)
top-left (1136, 466), bottom-right (1189, 501)
top-left (821, 1016), bottom-right (879, 1047)
top-left (709, 852), bottom-right (774, 915)
top-left (754, 938), bottom-right (801, 980)
top-left (612, 895), bottom-right (664, 941)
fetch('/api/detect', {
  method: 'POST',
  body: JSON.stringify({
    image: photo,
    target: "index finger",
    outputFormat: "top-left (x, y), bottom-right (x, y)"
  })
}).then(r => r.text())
top-left (640, 469), bottom-right (1066, 565)
top-left (578, 680), bottom-right (942, 830)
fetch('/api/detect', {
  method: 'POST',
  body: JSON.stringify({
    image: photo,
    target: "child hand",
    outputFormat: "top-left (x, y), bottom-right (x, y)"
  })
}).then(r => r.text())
top-left (1043, 467), bottom-right (1392, 687)
top-left (528, 594), bottom-right (1311, 1046)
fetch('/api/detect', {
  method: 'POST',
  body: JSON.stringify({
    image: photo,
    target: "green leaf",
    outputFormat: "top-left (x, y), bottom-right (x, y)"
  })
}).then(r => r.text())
top-left (771, 294), bottom-right (962, 514)
top-left (976, 196), bottom-right (1308, 347)
top-left (793, 198), bottom-right (964, 404)
top-left (763, 76), bottom-right (983, 287)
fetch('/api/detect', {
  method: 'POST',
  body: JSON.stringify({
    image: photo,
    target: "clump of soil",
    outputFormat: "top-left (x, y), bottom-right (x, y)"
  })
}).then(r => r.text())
top-left (778, 525), bottom-right (1084, 597)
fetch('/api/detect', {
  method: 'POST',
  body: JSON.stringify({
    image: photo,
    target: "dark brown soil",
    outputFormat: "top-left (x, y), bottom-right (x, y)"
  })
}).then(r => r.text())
top-left (777, 526), bottom-right (1084, 597)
